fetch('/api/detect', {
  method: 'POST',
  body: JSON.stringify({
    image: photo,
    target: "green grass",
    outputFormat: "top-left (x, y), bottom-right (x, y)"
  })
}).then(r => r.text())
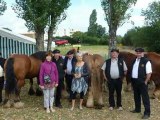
top-left (53, 45), bottom-right (109, 59)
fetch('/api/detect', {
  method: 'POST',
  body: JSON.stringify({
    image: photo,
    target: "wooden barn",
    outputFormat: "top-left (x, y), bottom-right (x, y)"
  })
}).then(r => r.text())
top-left (0, 28), bottom-right (36, 58)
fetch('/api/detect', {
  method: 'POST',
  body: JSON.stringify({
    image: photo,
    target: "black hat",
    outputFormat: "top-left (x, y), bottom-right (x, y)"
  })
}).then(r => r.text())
top-left (135, 47), bottom-right (144, 52)
top-left (67, 50), bottom-right (74, 55)
top-left (111, 49), bottom-right (119, 53)
top-left (52, 49), bottom-right (60, 54)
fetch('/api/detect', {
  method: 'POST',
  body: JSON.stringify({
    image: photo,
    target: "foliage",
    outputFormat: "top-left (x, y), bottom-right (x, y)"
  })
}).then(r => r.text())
top-left (13, 0), bottom-right (49, 31)
top-left (121, 28), bottom-right (137, 46)
top-left (47, 0), bottom-right (70, 50)
top-left (142, 1), bottom-right (160, 26)
top-left (101, 0), bottom-right (137, 53)
top-left (0, 0), bottom-right (7, 15)
top-left (87, 9), bottom-right (106, 38)
top-left (122, 24), bottom-right (160, 52)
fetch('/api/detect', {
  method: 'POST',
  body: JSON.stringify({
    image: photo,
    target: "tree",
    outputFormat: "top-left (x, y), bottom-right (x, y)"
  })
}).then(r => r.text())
top-left (142, 1), bottom-right (160, 26)
top-left (13, 0), bottom-right (50, 51)
top-left (47, 0), bottom-right (70, 51)
top-left (0, 0), bottom-right (7, 15)
top-left (88, 9), bottom-right (106, 38)
top-left (88, 9), bottom-right (97, 36)
top-left (101, 0), bottom-right (137, 55)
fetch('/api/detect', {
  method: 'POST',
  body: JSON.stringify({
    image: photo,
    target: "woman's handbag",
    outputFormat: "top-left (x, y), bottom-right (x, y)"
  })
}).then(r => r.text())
top-left (44, 66), bottom-right (52, 84)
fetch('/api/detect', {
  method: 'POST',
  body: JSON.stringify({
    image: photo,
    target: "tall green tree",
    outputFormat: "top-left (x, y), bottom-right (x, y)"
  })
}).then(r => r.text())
top-left (101, 0), bottom-right (137, 55)
top-left (88, 9), bottom-right (97, 36)
top-left (88, 9), bottom-right (106, 38)
top-left (0, 0), bottom-right (7, 15)
top-left (47, 0), bottom-right (70, 51)
top-left (142, 1), bottom-right (160, 26)
top-left (13, 0), bottom-right (49, 51)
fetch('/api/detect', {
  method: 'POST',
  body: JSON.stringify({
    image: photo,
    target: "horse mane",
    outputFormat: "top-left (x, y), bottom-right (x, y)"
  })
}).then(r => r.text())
top-left (30, 51), bottom-right (46, 62)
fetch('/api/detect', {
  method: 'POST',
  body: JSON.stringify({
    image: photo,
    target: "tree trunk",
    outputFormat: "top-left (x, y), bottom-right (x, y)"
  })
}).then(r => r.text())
top-left (108, 26), bottom-right (117, 58)
top-left (35, 29), bottom-right (44, 52)
top-left (47, 27), bottom-right (54, 51)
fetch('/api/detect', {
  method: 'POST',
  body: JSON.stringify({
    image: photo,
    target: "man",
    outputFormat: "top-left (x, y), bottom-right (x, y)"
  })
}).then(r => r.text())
top-left (101, 49), bottom-right (127, 111)
top-left (0, 52), bottom-right (6, 103)
top-left (64, 50), bottom-right (77, 101)
top-left (52, 49), bottom-right (65, 108)
top-left (130, 48), bottom-right (152, 119)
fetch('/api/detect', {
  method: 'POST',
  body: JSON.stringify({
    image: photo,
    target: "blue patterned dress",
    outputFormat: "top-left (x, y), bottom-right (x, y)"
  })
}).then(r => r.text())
top-left (71, 66), bottom-right (88, 95)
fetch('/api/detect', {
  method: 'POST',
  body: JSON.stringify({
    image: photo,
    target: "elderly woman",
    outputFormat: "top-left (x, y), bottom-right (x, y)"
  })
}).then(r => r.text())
top-left (70, 52), bottom-right (89, 110)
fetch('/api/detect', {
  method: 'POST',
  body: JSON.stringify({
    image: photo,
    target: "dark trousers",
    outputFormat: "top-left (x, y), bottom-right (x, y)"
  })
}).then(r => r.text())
top-left (65, 74), bottom-right (73, 99)
top-left (55, 78), bottom-right (64, 106)
top-left (131, 78), bottom-right (150, 115)
top-left (71, 91), bottom-right (84, 99)
top-left (0, 77), bottom-right (4, 103)
top-left (107, 78), bottom-right (122, 107)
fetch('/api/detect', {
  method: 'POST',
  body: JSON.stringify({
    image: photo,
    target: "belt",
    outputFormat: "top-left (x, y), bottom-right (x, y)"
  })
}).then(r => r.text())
top-left (111, 78), bottom-right (120, 80)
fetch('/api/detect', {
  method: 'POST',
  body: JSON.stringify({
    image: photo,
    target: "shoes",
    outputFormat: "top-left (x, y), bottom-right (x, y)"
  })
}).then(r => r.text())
top-left (46, 108), bottom-right (50, 113)
top-left (55, 104), bottom-right (63, 108)
top-left (70, 107), bottom-right (74, 111)
top-left (130, 110), bottom-right (141, 113)
top-left (142, 115), bottom-right (150, 119)
top-left (50, 107), bottom-right (55, 112)
top-left (118, 107), bottom-right (123, 111)
top-left (109, 107), bottom-right (113, 111)
top-left (79, 106), bottom-right (83, 110)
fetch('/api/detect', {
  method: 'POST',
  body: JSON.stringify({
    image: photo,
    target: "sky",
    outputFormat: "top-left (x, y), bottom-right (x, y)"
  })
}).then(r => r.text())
top-left (0, 0), bottom-right (159, 37)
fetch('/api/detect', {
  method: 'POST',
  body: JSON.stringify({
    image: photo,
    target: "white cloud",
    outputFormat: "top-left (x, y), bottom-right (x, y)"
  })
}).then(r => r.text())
top-left (0, 0), bottom-right (157, 37)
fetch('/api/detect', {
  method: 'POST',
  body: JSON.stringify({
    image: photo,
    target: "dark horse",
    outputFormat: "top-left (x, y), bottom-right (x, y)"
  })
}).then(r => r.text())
top-left (3, 51), bottom-right (46, 108)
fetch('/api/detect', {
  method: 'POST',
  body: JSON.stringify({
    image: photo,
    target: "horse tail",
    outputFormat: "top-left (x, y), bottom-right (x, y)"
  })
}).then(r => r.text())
top-left (5, 58), bottom-right (16, 93)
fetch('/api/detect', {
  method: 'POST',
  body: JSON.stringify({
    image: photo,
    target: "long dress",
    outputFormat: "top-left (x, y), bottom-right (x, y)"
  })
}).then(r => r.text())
top-left (71, 66), bottom-right (88, 95)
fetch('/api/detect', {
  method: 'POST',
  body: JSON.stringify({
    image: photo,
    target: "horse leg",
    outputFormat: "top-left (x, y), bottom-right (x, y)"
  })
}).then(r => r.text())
top-left (28, 78), bottom-right (35, 95)
top-left (86, 86), bottom-right (94, 108)
top-left (96, 71), bottom-right (104, 109)
top-left (3, 89), bottom-right (12, 108)
top-left (13, 79), bottom-right (25, 108)
top-left (0, 77), bottom-right (4, 103)
top-left (35, 77), bottom-right (43, 96)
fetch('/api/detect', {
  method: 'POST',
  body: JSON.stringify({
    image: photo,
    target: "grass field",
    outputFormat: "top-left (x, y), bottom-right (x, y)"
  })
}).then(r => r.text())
top-left (0, 45), bottom-right (160, 120)
top-left (53, 45), bottom-right (108, 58)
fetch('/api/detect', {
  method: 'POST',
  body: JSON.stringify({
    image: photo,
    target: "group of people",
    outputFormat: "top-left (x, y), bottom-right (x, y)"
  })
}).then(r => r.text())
top-left (101, 48), bottom-right (152, 119)
top-left (0, 47), bottom-right (152, 119)
top-left (38, 49), bottom-right (89, 113)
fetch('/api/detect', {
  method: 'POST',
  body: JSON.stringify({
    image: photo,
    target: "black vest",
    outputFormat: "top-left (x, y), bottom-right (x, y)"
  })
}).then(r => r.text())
top-left (131, 57), bottom-right (149, 81)
top-left (52, 57), bottom-right (65, 79)
top-left (105, 58), bottom-right (124, 80)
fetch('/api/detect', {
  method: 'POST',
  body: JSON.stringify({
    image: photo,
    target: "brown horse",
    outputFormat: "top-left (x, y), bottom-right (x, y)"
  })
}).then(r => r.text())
top-left (119, 51), bottom-right (160, 99)
top-left (3, 51), bottom-right (46, 108)
top-left (83, 53), bottom-right (104, 108)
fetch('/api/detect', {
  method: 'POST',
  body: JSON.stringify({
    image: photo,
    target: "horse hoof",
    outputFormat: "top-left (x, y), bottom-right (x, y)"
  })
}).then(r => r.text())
top-left (28, 88), bottom-right (35, 95)
top-left (13, 102), bottom-right (24, 109)
top-left (3, 100), bottom-right (11, 108)
top-left (36, 88), bottom-right (43, 96)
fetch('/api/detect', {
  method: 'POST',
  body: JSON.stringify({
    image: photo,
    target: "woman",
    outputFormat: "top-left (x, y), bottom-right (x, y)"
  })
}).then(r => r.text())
top-left (70, 52), bottom-right (89, 110)
top-left (39, 51), bottom-right (59, 113)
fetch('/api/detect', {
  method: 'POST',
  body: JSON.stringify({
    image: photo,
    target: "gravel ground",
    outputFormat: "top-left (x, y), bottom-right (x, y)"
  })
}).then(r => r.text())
top-left (0, 81), bottom-right (160, 120)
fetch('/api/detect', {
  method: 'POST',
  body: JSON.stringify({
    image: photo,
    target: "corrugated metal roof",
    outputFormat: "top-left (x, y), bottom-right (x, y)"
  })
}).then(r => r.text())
top-left (0, 27), bottom-right (36, 44)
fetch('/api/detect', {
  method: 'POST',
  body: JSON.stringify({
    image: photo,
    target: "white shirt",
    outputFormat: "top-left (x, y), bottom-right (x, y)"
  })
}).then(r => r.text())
top-left (101, 59), bottom-right (127, 79)
top-left (66, 58), bottom-right (72, 75)
top-left (132, 58), bottom-right (152, 78)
